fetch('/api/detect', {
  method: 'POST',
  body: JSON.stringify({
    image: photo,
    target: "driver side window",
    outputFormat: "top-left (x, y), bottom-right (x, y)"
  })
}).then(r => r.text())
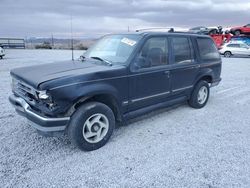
top-left (135, 37), bottom-right (168, 69)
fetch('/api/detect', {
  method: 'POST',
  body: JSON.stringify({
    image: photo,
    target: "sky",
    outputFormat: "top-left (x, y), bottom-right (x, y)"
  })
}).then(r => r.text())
top-left (1, 0), bottom-right (250, 38)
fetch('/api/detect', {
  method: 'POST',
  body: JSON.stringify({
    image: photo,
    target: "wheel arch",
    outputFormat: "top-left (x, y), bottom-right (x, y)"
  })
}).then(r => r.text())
top-left (66, 87), bottom-right (123, 122)
top-left (224, 51), bottom-right (232, 55)
top-left (193, 69), bottom-right (214, 86)
top-left (77, 94), bottom-right (122, 122)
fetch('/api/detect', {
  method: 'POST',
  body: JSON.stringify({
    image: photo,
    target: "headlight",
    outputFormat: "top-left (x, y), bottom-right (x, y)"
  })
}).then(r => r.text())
top-left (38, 90), bottom-right (50, 100)
top-left (37, 90), bottom-right (56, 109)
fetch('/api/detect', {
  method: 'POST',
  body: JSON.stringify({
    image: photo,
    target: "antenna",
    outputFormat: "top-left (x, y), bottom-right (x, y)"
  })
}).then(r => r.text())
top-left (70, 15), bottom-right (74, 61)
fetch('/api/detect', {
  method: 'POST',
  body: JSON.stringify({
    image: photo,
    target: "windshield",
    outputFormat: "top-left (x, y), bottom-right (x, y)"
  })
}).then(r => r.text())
top-left (83, 34), bottom-right (141, 64)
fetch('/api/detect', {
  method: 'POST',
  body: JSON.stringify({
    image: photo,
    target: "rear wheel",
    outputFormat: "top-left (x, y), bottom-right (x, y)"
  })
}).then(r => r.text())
top-left (234, 30), bottom-right (241, 36)
top-left (67, 102), bottom-right (115, 151)
top-left (188, 80), bottom-right (210, 109)
top-left (224, 51), bottom-right (232, 58)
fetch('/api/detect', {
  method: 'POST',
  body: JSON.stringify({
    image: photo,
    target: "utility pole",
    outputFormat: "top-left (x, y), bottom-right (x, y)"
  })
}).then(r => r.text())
top-left (25, 36), bottom-right (27, 49)
top-left (51, 34), bottom-right (54, 49)
top-left (128, 26), bottom-right (130, 32)
top-left (70, 15), bottom-right (74, 61)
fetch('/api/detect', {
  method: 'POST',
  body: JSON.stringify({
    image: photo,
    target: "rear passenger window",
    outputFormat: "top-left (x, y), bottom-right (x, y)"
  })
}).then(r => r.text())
top-left (172, 37), bottom-right (193, 64)
top-left (197, 38), bottom-right (220, 60)
top-left (227, 44), bottom-right (239, 48)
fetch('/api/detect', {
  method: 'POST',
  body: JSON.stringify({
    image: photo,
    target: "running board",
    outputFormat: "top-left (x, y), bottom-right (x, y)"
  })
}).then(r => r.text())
top-left (123, 96), bottom-right (187, 120)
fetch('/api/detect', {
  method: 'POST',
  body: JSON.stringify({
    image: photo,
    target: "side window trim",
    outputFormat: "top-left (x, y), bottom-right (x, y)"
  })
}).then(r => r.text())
top-left (190, 37), bottom-right (199, 63)
top-left (188, 37), bottom-right (196, 63)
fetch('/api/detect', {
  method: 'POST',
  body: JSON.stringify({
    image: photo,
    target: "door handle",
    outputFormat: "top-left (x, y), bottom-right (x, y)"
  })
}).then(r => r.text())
top-left (187, 65), bottom-right (200, 69)
top-left (164, 71), bottom-right (170, 77)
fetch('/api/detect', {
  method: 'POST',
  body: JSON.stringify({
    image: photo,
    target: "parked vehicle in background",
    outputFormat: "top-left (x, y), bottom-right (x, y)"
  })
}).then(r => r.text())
top-left (231, 35), bottom-right (250, 46)
top-left (35, 42), bottom-right (52, 49)
top-left (0, 46), bottom-right (5, 59)
top-left (210, 33), bottom-right (232, 48)
top-left (189, 26), bottom-right (218, 35)
top-left (9, 32), bottom-right (222, 151)
top-left (230, 24), bottom-right (250, 36)
top-left (219, 42), bottom-right (250, 57)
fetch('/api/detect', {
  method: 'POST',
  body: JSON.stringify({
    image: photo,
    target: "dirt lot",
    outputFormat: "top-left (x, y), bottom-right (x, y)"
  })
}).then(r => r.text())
top-left (0, 49), bottom-right (250, 188)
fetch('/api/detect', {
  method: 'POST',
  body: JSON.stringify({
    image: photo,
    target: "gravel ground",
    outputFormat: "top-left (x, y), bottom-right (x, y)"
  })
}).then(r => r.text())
top-left (0, 49), bottom-right (250, 188)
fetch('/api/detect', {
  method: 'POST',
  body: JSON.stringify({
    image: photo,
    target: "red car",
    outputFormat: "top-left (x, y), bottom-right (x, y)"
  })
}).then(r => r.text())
top-left (210, 34), bottom-right (232, 48)
top-left (230, 24), bottom-right (250, 35)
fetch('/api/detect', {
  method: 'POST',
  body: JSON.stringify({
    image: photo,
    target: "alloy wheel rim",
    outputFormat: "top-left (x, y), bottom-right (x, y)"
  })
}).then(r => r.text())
top-left (82, 113), bottom-right (109, 143)
top-left (225, 52), bottom-right (231, 57)
top-left (197, 86), bottom-right (208, 104)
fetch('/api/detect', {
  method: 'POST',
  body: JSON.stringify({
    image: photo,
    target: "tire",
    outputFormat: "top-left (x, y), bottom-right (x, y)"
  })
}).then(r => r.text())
top-left (188, 80), bottom-right (210, 109)
top-left (224, 51), bottom-right (232, 58)
top-left (67, 102), bottom-right (115, 151)
top-left (234, 30), bottom-right (241, 36)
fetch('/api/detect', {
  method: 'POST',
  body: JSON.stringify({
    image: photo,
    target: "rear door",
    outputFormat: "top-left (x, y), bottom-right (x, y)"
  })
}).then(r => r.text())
top-left (230, 44), bottom-right (242, 55)
top-left (231, 44), bottom-right (248, 55)
top-left (169, 36), bottom-right (199, 94)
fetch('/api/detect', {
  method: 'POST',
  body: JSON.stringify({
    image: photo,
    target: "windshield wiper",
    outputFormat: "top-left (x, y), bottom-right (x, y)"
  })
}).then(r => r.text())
top-left (90, 56), bottom-right (113, 66)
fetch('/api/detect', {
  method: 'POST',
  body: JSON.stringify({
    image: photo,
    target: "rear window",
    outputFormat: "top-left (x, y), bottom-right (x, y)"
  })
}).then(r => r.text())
top-left (197, 38), bottom-right (220, 60)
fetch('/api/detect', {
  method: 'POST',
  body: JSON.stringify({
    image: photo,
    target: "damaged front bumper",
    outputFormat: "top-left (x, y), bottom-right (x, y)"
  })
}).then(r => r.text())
top-left (9, 94), bottom-right (70, 133)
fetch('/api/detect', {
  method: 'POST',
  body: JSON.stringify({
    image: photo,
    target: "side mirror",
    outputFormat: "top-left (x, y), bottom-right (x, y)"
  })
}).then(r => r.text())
top-left (133, 57), bottom-right (150, 70)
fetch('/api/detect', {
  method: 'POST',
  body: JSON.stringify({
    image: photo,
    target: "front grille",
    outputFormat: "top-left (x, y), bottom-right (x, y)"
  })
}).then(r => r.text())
top-left (12, 78), bottom-right (38, 102)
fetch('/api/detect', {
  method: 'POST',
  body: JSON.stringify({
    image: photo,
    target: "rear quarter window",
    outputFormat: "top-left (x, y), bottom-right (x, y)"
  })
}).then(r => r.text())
top-left (197, 38), bottom-right (220, 60)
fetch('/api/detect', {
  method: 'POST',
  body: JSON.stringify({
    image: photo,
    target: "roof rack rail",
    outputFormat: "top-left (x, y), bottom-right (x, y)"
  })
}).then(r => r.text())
top-left (135, 27), bottom-right (174, 32)
top-left (173, 31), bottom-right (201, 34)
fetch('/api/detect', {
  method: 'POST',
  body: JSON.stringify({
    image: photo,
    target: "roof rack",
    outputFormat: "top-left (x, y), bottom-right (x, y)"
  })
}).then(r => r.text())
top-left (135, 27), bottom-right (174, 32)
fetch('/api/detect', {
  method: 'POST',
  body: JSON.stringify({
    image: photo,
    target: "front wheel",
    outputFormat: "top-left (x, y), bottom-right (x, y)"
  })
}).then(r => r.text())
top-left (67, 102), bottom-right (115, 151)
top-left (188, 80), bottom-right (210, 109)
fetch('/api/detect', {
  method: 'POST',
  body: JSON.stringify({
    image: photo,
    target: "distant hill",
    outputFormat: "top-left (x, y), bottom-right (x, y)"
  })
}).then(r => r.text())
top-left (25, 37), bottom-right (97, 50)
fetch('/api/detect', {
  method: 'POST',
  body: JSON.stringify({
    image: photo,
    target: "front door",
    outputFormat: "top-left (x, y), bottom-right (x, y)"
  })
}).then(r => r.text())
top-left (128, 36), bottom-right (171, 111)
